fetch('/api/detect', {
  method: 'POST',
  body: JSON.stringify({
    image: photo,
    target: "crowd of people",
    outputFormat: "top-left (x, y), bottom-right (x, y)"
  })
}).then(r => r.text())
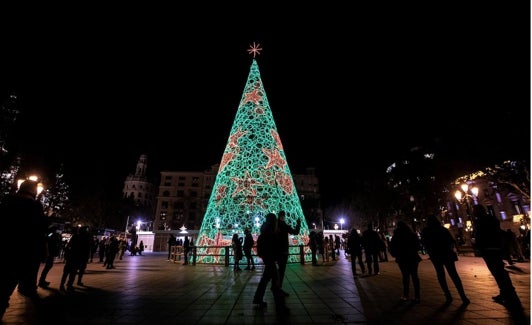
top-left (0, 180), bottom-right (527, 321)
top-left (0, 179), bottom-right (148, 319)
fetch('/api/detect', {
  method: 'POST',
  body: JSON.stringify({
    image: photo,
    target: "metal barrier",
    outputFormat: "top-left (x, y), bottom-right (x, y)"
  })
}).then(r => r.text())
top-left (177, 245), bottom-right (311, 266)
top-left (169, 245), bottom-right (184, 262)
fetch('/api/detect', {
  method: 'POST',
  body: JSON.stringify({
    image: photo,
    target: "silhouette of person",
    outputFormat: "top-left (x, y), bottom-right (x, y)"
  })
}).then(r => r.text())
top-left (232, 233), bottom-right (243, 271)
top-left (473, 205), bottom-right (523, 311)
top-left (253, 212), bottom-right (288, 314)
top-left (421, 215), bottom-right (469, 305)
top-left (378, 232), bottom-right (389, 262)
top-left (98, 237), bottom-right (107, 263)
top-left (167, 234), bottom-right (176, 260)
top-left (389, 220), bottom-right (422, 303)
top-left (503, 228), bottom-right (525, 265)
top-left (38, 225), bottom-right (63, 288)
top-left (334, 234), bottom-right (341, 256)
top-left (317, 232), bottom-right (326, 263)
top-left (75, 226), bottom-right (92, 286)
top-left (347, 228), bottom-right (366, 278)
top-left (183, 236), bottom-right (191, 265)
top-left (89, 235), bottom-right (98, 263)
top-left (138, 240), bottom-right (144, 255)
top-left (309, 231), bottom-right (318, 266)
top-left (362, 222), bottom-right (382, 275)
top-left (60, 227), bottom-right (89, 291)
top-left (275, 210), bottom-right (300, 295)
top-left (329, 234), bottom-right (336, 261)
top-left (243, 228), bottom-right (256, 270)
top-left (0, 180), bottom-right (49, 318)
top-left (104, 235), bottom-right (119, 269)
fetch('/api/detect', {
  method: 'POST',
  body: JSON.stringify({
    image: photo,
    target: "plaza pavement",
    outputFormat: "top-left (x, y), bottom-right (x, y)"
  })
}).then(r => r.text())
top-left (1, 251), bottom-right (530, 325)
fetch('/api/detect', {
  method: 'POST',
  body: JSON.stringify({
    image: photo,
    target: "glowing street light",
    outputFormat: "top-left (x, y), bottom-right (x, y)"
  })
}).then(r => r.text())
top-left (18, 175), bottom-right (44, 196)
top-left (340, 218), bottom-right (345, 230)
top-left (454, 183), bottom-right (479, 245)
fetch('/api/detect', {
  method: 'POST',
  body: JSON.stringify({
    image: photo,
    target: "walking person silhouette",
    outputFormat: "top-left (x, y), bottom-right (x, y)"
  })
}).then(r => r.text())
top-left (243, 228), bottom-right (256, 270)
top-left (38, 225), bottom-right (63, 288)
top-left (232, 233), bottom-right (243, 271)
top-left (421, 214), bottom-right (470, 305)
top-left (167, 234), bottom-right (176, 261)
top-left (0, 180), bottom-right (49, 319)
top-left (362, 222), bottom-right (382, 275)
top-left (389, 220), bottom-right (422, 303)
top-left (253, 212), bottom-right (288, 314)
top-left (274, 210), bottom-right (300, 296)
top-left (183, 236), bottom-right (191, 265)
top-left (472, 205), bottom-right (524, 314)
top-left (347, 228), bottom-right (366, 278)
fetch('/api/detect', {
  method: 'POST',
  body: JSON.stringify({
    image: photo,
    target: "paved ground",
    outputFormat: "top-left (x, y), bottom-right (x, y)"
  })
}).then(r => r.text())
top-left (1, 252), bottom-right (529, 324)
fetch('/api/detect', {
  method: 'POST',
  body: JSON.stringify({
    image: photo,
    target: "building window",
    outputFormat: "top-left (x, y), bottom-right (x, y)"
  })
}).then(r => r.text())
top-left (500, 211), bottom-right (508, 220)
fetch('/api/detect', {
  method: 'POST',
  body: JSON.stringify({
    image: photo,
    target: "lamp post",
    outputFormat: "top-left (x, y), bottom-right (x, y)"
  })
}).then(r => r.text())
top-left (454, 183), bottom-right (479, 245)
top-left (340, 218), bottom-right (345, 230)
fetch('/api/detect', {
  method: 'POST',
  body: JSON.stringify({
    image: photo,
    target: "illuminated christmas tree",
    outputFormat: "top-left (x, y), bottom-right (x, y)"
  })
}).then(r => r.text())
top-left (196, 45), bottom-right (311, 263)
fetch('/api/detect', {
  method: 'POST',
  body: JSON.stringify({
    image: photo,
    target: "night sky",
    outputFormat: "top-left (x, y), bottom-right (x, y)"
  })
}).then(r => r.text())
top-left (0, 5), bottom-right (529, 207)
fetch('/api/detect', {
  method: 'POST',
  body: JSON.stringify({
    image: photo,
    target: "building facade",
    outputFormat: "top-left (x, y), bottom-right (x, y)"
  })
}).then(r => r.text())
top-left (153, 165), bottom-right (322, 232)
top-left (122, 154), bottom-right (157, 229)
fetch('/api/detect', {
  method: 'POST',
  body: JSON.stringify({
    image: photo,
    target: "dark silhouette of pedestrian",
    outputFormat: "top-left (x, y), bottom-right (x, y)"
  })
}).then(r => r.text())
top-left (317, 231), bottom-right (326, 263)
top-left (309, 231), bottom-right (318, 266)
top-left (347, 228), bottom-right (366, 278)
top-left (473, 205), bottom-right (523, 311)
top-left (421, 215), bottom-right (470, 305)
top-left (0, 180), bottom-right (49, 318)
top-left (362, 222), bottom-right (382, 275)
top-left (89, 235), bottom-right (98, 263)
top-left (75, 226), bottom-right (92, 286)
top-left (167, 234), bottom-right (176, 260)
top-left (232, 233), bottom-right (243, 271)
top-left (104, 235), bottom-right (119, 269)
top-left (253, 212), bottom-right (288, 314)
top-left (334, 234), bottom-right (341, 256)
top-left (38, 225), bottom-right (63, 288)
top-left (389, 220), bottom-right (422, 303)
top-left (138, 240), bottom-right (144, 255)
top-left (503, 228), bottom-right (525, 265)
top-left (98, 237), bottom-right (107, 263)
top-left (183, 236), bottom-right (191, 265)
top-left (329, 234), bottom-right (336, 261)
top-left (60, 226), bottom-right (91, 291)
top-left (243, 228), bottom-right (256, 270)
top-left (275, 210), bottom-right (300, 295)
top-left (378, 232), bottom-right (389, 262)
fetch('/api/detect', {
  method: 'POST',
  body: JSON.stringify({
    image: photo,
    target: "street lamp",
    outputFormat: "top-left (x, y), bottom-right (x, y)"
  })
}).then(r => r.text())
top-left (340, 218), bottom-right (345, 230)
top-left (454, 183), bottom-right (479, 244)
top-left (18, 175), bottom-right (44, 196)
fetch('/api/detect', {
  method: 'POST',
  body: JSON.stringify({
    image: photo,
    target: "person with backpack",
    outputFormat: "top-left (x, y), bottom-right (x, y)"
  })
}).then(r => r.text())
top-left (253, 212), bottom-right (288, 314)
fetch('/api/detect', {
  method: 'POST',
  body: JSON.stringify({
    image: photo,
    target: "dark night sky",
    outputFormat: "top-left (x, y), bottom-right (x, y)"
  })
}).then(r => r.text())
top-left (0, 4), bottom-right (529, 207)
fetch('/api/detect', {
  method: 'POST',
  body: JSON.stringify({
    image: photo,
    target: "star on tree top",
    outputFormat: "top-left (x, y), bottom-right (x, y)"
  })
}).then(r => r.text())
top-left (247, 42), bottom-right (262, 58)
